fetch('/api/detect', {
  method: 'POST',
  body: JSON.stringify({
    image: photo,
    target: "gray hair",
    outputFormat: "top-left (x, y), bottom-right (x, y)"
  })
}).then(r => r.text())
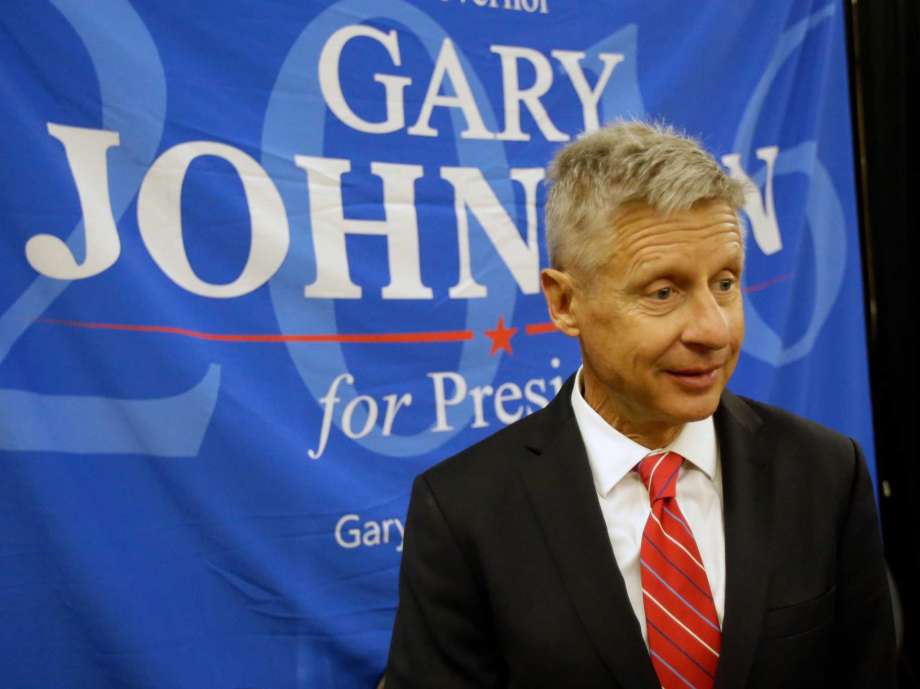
top-left (545, 120), bottom-right (747, 276)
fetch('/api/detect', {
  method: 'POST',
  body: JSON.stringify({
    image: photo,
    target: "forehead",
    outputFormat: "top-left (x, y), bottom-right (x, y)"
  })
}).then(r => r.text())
top-left (609, 201), bottom-right (743, 274)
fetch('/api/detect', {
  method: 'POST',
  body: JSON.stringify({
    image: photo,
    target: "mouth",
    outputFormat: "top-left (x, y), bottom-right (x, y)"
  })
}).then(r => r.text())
top-left (664, 366), bottom-right (723, 390)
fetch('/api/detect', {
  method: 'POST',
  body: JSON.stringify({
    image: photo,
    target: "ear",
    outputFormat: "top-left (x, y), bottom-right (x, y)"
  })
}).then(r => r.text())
top-left (540, 268), bottom-right (580, 337)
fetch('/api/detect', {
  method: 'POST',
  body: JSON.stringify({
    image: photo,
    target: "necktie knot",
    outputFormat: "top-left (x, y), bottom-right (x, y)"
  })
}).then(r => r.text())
top-left (636, 451), bottom-right (683, 503)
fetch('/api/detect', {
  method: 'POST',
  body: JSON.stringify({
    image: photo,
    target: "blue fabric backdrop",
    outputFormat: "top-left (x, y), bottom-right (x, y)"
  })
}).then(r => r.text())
top-left (0, 1), bottom-right (873, 687)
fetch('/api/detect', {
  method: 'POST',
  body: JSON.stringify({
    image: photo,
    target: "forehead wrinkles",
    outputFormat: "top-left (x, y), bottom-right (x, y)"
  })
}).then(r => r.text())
top-left (613, 215), bottom-right (743, 278)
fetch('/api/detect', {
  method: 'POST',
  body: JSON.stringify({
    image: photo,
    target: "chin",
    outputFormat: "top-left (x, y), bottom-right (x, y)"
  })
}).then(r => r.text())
top-left (667, 394), bottom-right (723, 423)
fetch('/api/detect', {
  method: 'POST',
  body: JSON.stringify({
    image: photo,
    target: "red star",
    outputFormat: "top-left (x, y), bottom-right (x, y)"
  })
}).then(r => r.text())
top-left (484, 316), bottom-right (518, 356)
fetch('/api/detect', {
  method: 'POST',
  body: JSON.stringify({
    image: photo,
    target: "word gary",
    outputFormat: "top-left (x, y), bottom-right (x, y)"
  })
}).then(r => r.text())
top-left (334, 513), bottom-right (404, 552)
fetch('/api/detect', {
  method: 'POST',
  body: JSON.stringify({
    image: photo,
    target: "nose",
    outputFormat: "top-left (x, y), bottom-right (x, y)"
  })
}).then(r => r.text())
top-left (681, 290), bottom-right (732, 350)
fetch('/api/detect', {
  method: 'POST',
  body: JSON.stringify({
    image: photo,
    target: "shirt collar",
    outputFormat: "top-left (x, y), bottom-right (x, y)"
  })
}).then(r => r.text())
top-left (570, 367), bottom-right (718, 496)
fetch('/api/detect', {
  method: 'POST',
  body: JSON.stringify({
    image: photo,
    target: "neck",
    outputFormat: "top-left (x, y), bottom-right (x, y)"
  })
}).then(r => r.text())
top-left (581, 373), bottom-right (683, 450)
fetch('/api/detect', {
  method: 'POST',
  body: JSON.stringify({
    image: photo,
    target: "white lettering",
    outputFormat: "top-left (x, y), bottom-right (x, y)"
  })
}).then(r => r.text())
top-left (335, 514), bottom-right (404, 551)
top-left (382, 518), bottom-right (405, 552)
top-left (296, 156), bottom-right (431, 300)
top-left (137, 141), bottom-right (289, 297)
top-left (319, 25), bottom-right (412, 134)
top-left (442, 166), bottom-right (544, 298)
top-left (523, 378), bottom-right (548, 411)
top-left (428, 359), bottom-right (566, 432)
top-left (550, 375), bottom-right (563, 396)
top-left (334, 514), bottom-right (362, 548)
top-left (26, 123), bottom-right (121, 279)
top-left (382, 393), bottom-right (413, 436)
top-left (362, 520), bottom-right (381, 546)
top-left (308, 372), bottom-right (352, 460)
top-left (551, 50), bottom-right (624, 133)
top-left (469, 384), bottom-right (493, 428)
top-left (721, 146), bottom-right (783, 255)
top-left (341, 395), bottom-right (378, 439)
top-left (494, 381), bottom-right (524, 424)
top-left (408, 39), bottom-right (494, 139)
top-left (308, 374), bottom-right (413, 458)
top-left (490, 44), bottom-right (568, 142)
top-left (429, 371), bottom-right (467, 431)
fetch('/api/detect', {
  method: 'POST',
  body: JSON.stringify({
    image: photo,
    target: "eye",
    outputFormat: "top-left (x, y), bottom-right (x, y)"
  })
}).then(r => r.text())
top-left (716, 278), bottom-right (735, 292)
top-left (653, 286), bottom-right (673, 300)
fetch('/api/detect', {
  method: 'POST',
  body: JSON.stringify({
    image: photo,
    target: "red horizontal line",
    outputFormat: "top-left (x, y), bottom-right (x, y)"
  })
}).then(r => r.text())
top-left (40, 272), bottom-right (790, 349)
top-left (744, 272), bottom-right (793, 294)
top-left (526, 322), bottom-right (559, 335)
top-left (38, 319), bottom-right (474, 344)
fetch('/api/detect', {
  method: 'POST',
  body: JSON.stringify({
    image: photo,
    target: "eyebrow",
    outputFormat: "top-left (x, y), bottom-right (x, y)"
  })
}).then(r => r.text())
top-left (629, 253), bottom-right (742, 284)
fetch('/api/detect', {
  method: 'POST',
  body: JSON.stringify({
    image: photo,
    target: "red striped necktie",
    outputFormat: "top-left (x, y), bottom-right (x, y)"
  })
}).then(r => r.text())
top-left (637, 451), bottom-right (721, 689)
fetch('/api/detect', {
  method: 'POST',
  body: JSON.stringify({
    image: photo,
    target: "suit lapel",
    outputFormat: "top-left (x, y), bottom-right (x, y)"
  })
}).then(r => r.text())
top-left (517, 378), bottom-right (660, 689)
top-left (713, 390), bottom-right (773, 689)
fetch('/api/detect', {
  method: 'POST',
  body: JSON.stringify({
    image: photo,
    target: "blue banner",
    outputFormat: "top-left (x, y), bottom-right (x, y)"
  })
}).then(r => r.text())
top-left (0, 1), bottom-right (872, 687)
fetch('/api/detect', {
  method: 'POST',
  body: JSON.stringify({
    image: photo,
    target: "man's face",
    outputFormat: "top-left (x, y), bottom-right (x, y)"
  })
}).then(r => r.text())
top-left (542, 200), bottom-right (745, 445)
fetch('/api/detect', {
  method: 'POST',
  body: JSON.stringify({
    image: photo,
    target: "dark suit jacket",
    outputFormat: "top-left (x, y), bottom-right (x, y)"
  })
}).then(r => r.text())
top-left (386, 377), bottom-right (896, 688)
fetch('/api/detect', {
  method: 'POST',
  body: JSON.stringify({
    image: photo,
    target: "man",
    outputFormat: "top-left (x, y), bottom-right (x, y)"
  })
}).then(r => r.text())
top-left (385, 121), bottom-right (896, 688)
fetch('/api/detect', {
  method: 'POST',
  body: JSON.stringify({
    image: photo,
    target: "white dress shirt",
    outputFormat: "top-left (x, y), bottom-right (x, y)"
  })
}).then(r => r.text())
top-left (570, 367), bottom-right (726, 643)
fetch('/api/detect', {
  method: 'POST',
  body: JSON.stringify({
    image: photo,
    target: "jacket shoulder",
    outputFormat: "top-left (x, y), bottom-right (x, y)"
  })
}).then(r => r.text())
top-left (420, 396), bottom-right (562, 494)
top-left (724, 391), bottom-right (864, 488)
top-left (732, 393), bottom-right (855, 451)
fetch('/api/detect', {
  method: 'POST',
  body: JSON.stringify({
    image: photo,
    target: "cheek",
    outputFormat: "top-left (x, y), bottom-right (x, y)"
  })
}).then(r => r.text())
top-left (730, 304), bottom-right (745, 346)
top-left (588, 322), bottom-right (640, 375)
top-left (640, 317), bottom-right (686, 360)
top-left (724, 308), bottom-right (745, 376)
